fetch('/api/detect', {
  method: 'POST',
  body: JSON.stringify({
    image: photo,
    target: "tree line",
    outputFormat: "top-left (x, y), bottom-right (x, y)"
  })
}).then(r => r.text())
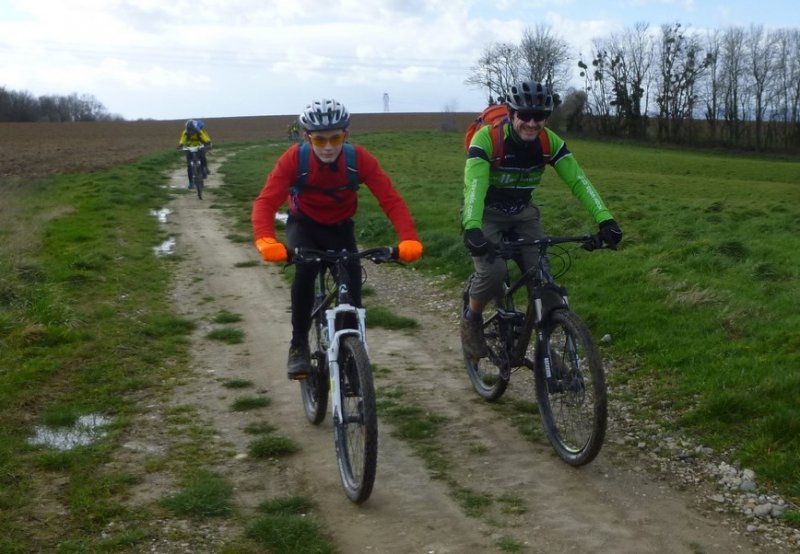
top-left (467, 23), bottom-right (800, 154)
top-left (0, 87), bottom-right (121, 122)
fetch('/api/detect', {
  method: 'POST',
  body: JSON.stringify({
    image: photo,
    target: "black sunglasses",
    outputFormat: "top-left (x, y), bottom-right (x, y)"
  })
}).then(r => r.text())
top-left (515, 112), bottom-right (548, 123)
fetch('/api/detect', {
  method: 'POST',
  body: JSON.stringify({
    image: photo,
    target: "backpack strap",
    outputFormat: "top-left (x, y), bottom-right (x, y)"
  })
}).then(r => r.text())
top-left (291, 142), bottom-right (360, 203)
top-left (538, 128), bottom-right (552, 162)
top-left (294, 142), bottom-right (312, 191)
top-left (489, 120), bottom-right (506, 169)
top-left (488, 125), bottom-right (552, 169)
top-left (342, 143), bottom-right (360, 188)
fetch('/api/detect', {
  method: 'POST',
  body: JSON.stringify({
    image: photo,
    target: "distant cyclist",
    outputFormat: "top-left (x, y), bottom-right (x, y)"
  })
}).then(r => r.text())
top-left (461, 81), bottom-right (623, 359)
top-left (251, 98), bottom-right (424, 380)
top-left (177, 119), bottom-right (212, 188)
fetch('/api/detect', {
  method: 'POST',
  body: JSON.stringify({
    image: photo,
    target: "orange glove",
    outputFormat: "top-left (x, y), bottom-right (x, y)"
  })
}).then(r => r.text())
top-left (397, 240), bottom-right (423, 263)
top-left (255, 237), bottom-right (288, 263)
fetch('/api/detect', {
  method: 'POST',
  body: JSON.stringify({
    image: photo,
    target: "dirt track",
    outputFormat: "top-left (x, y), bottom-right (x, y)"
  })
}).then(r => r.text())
top-left (4, 118), bottom-right (796, 551)
top-left (149, 156), bottom-right (784, 553)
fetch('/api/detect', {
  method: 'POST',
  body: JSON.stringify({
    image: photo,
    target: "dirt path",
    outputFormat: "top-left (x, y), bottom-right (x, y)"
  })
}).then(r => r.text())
top-left (155, 157), bottom-right (781, 553)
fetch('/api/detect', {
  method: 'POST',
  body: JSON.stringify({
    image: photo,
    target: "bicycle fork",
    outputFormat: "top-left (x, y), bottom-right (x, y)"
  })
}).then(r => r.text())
top-left (531, 291), bottom-right (577, 393)
top-left (325, 304), bottom-right (367, 424)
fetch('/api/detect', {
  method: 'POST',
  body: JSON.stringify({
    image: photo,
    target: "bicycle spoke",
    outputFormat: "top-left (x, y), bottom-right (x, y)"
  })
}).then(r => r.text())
top-left (334, 336), bottom-right (377, 503)
top-left (536, 309), bottom-right (606, 466)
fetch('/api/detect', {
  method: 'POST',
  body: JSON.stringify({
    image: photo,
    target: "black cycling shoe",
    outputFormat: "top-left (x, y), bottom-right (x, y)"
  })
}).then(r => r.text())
top-left (287, 343), bottom-right (311, 380)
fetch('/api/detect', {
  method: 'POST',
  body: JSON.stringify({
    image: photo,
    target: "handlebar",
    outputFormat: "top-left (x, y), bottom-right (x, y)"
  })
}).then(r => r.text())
top-left (180, 145), bottom-right (206, 152)
top-left (494, 234), bottom-right (605, 259)
top-left (289, 247), bottom-right (398, 265)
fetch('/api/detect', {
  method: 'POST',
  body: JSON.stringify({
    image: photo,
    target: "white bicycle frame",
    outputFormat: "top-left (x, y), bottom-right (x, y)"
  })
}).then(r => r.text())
top-left (324, 299), bottom-right (368, 425)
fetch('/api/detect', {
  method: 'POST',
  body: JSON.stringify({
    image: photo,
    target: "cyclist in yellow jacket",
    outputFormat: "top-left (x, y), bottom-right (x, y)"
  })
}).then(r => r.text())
top-left (178, 119), bottom-right (212, 188)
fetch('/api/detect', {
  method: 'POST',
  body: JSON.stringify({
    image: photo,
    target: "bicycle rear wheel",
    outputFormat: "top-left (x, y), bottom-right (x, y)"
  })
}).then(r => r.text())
top-left (462, 276), bottom-right (509, 401)
top-left (534, 309), bottom-right (606, 466)
top-left (333, 335), bottom-right (377, 504)
top-left (300, 299), bottom-right (329, 425)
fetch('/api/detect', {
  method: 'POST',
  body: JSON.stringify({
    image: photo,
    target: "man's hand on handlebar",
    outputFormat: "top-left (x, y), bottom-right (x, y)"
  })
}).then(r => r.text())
top-left (598, 219), bottom-right (623, 249)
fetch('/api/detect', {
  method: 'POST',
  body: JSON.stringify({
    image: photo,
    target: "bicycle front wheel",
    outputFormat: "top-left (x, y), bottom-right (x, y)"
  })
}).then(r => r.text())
top-left (333, 336), bottom-right (377, 503)
top-left (193, 169), bottom-right (204, 199)
top-left (534, 309), bottom-right (606, 466)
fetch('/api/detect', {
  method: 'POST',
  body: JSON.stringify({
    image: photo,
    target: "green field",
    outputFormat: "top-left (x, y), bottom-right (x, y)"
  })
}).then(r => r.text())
top-left (1, 130), bottom-right (798, 550)
top-left (218, 131), bottom-right (800, 500)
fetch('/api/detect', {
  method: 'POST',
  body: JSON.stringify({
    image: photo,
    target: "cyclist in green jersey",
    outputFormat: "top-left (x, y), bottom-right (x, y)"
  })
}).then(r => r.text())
top-left (461, 80), bottom-right (623, 359)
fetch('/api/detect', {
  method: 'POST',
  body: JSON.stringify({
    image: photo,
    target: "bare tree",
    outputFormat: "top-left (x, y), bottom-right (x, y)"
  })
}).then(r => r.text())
top-left (0, 87), bottom-right (116, 122)
top-left (519, 24), bottom-right (572, 92)
top-left (578, 38), bottom-right (616, 133)
top-left (579, 23), bottom-right (653, 137)
top-left (772, 29), bottom-right (800, 147)
top-left (745, 25), bottom-right (778, 149)
top-left (701, 30), bottom-right (723, 143)
top-left (656, 22), bottom-right (711, 142)
top-left (465, 42), bottom-right (524, 104)
top-left (720, 27), bottom-right (747, 145)
top-left (0, 87), bottom-right (11, 122)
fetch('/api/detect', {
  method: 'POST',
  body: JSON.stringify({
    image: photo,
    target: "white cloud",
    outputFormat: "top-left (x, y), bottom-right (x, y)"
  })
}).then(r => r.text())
top-left (1, 0), bottom-right (793, 119)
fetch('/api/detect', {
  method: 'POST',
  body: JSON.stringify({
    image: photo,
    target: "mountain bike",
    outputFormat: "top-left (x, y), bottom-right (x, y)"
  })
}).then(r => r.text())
top-left (290, 246), bottom-right (398, 504)
top-left (461, 233), bottom-right (609, 466)
top-left (182, 145), bottom-right (206, 199)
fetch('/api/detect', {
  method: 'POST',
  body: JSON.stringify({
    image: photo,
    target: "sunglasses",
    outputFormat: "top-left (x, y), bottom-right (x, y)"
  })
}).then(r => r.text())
top-left (515, 112), bottom-right (548, 123)
top-left (307, 133), bottom-right (346, 147)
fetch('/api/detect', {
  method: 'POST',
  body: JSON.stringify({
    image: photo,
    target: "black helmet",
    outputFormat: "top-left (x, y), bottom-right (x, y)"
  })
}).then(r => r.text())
top-left (506, 81), bottom-right (554, 114)
top-left (185, 119), bottom-right (198, 133)
top-left (298, 99), bottom-right (350, 131)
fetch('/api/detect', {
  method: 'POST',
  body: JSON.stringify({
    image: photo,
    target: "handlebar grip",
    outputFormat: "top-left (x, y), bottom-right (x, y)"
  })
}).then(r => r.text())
top-left (581, 235), bottom-right (604, 252)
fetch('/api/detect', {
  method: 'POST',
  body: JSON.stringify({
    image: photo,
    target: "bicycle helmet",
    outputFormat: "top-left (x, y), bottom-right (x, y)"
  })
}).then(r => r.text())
top-left (298, 98), bottom-right (350, 131)
top-left (185, 119), bottom-right (198, 133)
top-left (506, 81), bottom-right (554, 114)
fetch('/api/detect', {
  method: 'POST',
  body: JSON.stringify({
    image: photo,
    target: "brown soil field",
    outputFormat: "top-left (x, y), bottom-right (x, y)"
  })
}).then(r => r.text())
top-left (0, 112), bottom-right (473, 177)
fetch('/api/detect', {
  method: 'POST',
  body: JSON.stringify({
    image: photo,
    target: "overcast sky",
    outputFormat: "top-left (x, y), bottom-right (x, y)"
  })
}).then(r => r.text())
top-left (0, 0), bottom-right (796, 121)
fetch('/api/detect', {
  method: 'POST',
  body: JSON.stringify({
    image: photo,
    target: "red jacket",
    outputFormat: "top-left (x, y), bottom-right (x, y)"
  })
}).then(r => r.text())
top-left (252, 143), bottom-right (419, 241)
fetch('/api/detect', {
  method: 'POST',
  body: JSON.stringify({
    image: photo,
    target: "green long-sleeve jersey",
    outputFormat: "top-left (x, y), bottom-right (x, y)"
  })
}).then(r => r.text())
top-left (462, 123), bottom-right (613, 230)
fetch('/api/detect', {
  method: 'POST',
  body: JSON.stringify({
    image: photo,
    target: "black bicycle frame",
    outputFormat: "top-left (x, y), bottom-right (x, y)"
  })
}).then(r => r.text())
top-left (487, 238), bottom-right (582, 370)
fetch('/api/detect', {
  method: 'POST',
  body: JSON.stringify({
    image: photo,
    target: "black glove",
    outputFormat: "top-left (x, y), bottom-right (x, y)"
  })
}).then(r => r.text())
top-left (464, 228), bottom-right (493, 257)
top-left (598, 219), bottom-right (623, 249)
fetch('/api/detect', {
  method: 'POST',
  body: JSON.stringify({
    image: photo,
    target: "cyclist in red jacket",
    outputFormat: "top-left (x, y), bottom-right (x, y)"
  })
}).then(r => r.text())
top-left (252, 98), bottom-right (423, 380)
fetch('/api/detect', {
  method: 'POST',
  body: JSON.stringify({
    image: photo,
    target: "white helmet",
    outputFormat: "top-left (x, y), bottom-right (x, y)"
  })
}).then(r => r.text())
top-left (298, 98), bottom-right (350, 131)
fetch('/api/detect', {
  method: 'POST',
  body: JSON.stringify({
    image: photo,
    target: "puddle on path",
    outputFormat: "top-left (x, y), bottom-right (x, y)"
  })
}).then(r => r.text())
top-left (275, 212), bottom-right (288, 224)
top-left (150, 208), bottom-right (172, 223)
top-left (153, 237), bottom-right (176, 256)
top-left (28, 414), bottom-right (111, 451)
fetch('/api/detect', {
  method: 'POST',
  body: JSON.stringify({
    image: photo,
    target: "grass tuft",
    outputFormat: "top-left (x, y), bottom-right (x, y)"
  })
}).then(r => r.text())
top-left (206, 327), bottom-right (245, 344)
top-left (231, 396), bottom-right (271, 412)
top-left (161, 470), bottom-right (233, 517)
top-left (248, 436), bottom-right (299, 458)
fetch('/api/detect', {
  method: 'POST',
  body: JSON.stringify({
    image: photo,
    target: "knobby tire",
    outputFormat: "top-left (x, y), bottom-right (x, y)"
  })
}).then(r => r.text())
top-left (462, 275), bottom-right (509, 401)
top-left (534, 308), bottom-right (606, 466)
top-left (301, 305), bottom-right (329, 424)
top-left (192, 161), bottom-right (204, 200)
top-left (333, 335), bottom-right (377, 504)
